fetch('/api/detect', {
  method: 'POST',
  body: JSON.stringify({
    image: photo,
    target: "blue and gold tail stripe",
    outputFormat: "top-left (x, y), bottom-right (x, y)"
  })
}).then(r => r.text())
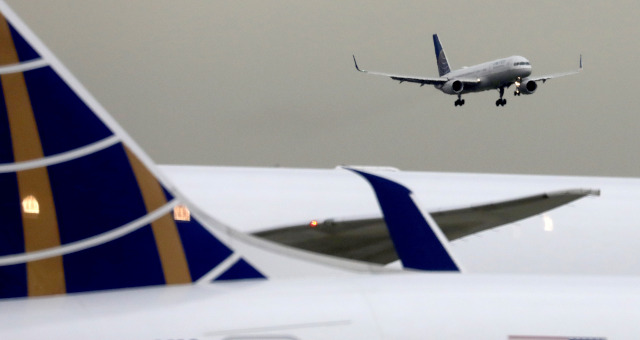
top-left (3, 18), bottom-right (38, 62)
top-left (0, 5), bottom-right (265, 299)
top-left (125, 147), bottom-right (192, 285)
top-left (0, 15), bottom-right (112, 163)
top-left (0, 14), bottom-right (65, 297)
top-left (0, 142), bottom-right (262, 297)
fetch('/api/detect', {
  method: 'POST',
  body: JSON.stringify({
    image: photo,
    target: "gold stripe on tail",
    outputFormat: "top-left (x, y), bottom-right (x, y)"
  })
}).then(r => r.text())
top-left (125, 147), bottom-right (192, 284)
top-left (0, 16), bottom-right (65, 296)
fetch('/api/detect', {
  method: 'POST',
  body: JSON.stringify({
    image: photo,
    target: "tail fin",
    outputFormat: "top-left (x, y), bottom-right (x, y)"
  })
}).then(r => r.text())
top-left (347, 169), bottom-right (460, 272)
top-left (432, 34), bottom-right (451, 77)
top-left (0, 2), bottom-right (381, 299)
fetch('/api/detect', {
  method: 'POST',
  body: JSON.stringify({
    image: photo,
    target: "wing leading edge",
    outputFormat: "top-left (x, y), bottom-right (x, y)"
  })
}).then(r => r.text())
top-left (529, 54), bottom-right (583, 83)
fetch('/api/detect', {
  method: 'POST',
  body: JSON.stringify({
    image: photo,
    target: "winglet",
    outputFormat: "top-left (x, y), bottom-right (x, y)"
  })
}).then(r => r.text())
top-left (353, 55), bottom-right (365, 72)
top-left (346, 168), bottom-right (460, 272)
top-left (579, 54), bottom-right (583, 71)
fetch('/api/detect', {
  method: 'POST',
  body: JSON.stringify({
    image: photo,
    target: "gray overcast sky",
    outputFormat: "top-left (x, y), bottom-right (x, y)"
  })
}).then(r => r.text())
top-left (6, 1), bottom-right (640, 176)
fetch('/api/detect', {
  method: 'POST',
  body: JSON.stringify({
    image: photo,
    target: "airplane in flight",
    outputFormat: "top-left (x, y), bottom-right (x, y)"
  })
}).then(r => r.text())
top-left (1, 2), bottom-right (639, 339)
top-left (353, 34), bottom-right (582, 107)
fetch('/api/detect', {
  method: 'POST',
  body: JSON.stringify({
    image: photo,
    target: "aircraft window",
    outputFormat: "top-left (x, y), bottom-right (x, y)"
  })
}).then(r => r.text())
top-left (173, 205), bottom-right (191, 222)
top-left (22, 195), bottom-right (39, 215)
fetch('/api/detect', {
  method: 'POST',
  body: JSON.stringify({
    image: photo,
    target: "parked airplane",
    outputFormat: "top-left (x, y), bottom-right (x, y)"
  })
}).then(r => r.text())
top-left (162, 165), bottom-right (640, 276)
top-left (0, 2), bottom-right (637, 339)
top-left (353, 34), bottom-right (582, 106)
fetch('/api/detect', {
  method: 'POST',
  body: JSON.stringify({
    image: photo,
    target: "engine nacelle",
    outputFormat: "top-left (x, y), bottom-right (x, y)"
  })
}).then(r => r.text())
top-left (442, 80), bottom-right (464, 94)
top-left (517, 78), bottom-right (537, 95)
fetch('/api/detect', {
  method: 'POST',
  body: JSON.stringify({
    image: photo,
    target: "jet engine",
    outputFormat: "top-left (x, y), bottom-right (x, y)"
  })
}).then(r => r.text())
top-left (442, 80), bottom-right (464, 94)
top-left (517, 78), bottom-right (537, 95)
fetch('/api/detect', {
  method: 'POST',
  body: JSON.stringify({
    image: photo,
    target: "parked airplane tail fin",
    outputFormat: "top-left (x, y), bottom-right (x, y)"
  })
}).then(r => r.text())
top-left (0, 1), bottom-right (387, 299)
top-left (432, 34), bottom-right (451, 77)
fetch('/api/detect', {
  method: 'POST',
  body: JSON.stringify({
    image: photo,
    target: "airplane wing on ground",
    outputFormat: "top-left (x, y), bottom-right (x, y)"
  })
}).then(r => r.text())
top-left (529, 55), bottom-right (583, 83)
top-left (255, 188), bottom-right (599, 265)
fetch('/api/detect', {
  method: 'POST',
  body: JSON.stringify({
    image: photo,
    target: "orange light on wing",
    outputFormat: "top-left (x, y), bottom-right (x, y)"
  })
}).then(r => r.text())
top-left (309, 220), bottom-right (319, 228)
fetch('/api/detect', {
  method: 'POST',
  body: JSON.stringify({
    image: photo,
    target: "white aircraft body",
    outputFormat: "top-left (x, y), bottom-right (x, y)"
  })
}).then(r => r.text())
top-left (353, 34), bottom-right (582, 106)
top-left (3, 274), bottom-right (640, 339)
top-left (160, 165), bottom-right (640, 276)
top-left (0, 2), bottom-right (637, 339)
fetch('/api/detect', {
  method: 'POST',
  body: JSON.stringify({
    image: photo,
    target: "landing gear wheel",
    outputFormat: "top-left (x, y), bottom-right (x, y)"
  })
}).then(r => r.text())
top-left (454, 96), bottom-right (464, 107)
top-left (496, 87), bottom-right (506, 106)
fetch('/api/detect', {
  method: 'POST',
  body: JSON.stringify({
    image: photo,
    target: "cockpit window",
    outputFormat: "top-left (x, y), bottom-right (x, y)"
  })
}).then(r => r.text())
top-left (514, 62), bottom-right (530, 66)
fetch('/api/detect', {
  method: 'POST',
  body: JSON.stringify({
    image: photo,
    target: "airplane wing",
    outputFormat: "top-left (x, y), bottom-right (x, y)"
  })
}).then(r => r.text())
top-left (529, 55), bottom-right (583, 83)
top-left (353, 55), bottom-right (448, 86)
top-left (255, 188), bottom-right (599, 265)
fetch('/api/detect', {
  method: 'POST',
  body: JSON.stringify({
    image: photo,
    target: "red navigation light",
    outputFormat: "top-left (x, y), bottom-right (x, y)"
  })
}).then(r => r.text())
top-left (309, 220), bottom-right (319, 228)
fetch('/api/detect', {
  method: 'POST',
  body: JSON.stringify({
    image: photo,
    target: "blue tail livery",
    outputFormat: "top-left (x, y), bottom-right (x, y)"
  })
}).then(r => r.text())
top-left (0, 8), bottom-right (270, 297)
top-left (347, 168), bottom-right (460, 272)
top-left (0, 2), bottom-right (393, 299)
top-left (432, 34), bottom-right (451, 77)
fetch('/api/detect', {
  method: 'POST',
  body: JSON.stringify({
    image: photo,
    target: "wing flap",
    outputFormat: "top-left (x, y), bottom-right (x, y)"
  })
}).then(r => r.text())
top-left (255, 189), bottom-right (599, 265)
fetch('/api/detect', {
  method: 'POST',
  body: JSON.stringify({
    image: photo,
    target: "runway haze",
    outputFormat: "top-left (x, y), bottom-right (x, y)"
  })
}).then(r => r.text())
top-left (7, 1), bottom-right (639, 176)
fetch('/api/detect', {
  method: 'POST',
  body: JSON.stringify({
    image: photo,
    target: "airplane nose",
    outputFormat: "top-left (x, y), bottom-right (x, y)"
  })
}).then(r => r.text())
top-left (520, 65), bottom-right (532, 78)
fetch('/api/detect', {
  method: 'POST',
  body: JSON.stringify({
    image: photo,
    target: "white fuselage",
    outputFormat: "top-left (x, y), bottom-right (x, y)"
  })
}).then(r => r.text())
top-left (2, 273), bottom-right (638, 339)
top-left (160, 165), bottom-right (640, 276)
top-left (439, 56), bottom-right (532, 94)
top-left (2, 166), bottom-right (640, 339)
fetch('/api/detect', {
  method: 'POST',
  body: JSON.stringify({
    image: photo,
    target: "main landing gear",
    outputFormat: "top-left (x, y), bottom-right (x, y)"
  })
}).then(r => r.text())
top-left (454, 94), bottom-right (465, 107)
top-left (495, 87), bottom-right (507, 107)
